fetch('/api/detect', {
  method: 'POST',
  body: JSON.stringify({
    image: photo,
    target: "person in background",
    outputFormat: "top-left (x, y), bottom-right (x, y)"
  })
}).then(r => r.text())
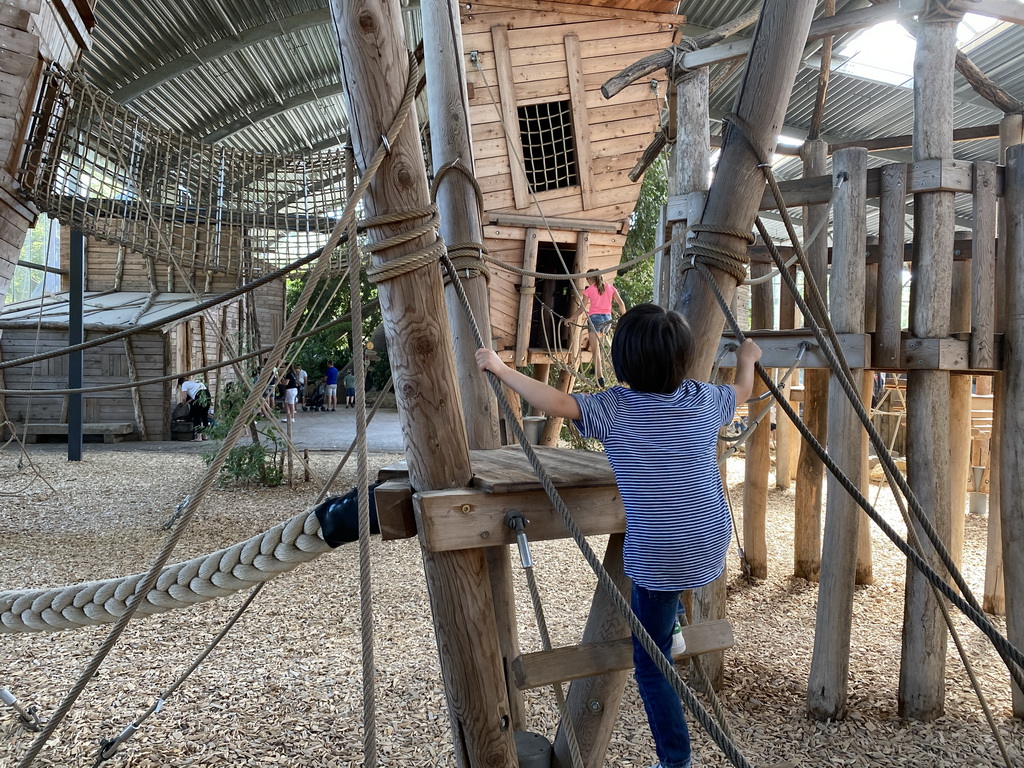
top-left (476, 304), bottom-right (761, 768)
top-left (324, 361), bottom-right (339, 412)
top-left (566, 268), bottom-right (627, 388)
top-left (177, 375), bottom-right (211, 442)
top-left (343, 370), bottom-right (357, 408)
top-left (296, 365), bottom-right (308, 407)
top-left (280, 366), bottom-right (299, 424)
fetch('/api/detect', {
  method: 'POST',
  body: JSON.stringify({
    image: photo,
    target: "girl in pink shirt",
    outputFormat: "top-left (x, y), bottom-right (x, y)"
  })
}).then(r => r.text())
top-left (571, 269), bottom-right (626, 388)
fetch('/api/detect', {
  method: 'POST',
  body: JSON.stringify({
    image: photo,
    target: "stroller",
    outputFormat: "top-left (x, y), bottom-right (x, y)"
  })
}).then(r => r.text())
top-left (302, 380), bottom-right (328, 411)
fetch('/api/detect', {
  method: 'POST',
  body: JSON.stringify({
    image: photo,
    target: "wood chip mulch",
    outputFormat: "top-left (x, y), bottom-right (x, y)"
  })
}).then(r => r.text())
top-left (1, 444), bottom-right (1021, 767)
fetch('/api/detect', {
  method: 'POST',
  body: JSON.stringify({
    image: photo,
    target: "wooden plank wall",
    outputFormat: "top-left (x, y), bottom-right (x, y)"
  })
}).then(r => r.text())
top-left (460, 2), bottom-right (676, 355)
top-left (483, 223), bottom-right (625, 350)
top-left (461, 2), bottom-right (676, 225)
top-left (0, 327), bottom-right (168, 436)
top-left (0, 0), bottom-right (94, 303)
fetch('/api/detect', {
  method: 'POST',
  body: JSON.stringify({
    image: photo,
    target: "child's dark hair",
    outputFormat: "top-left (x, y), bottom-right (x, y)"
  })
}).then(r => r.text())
top-left (586, 268), bottom-right (606, 295)
top-left (610, 304), bottom-right (692, 393)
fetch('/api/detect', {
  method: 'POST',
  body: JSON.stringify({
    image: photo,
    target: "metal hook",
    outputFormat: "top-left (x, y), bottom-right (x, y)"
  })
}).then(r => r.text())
top-left (503, 510), bottom-right (533, 569)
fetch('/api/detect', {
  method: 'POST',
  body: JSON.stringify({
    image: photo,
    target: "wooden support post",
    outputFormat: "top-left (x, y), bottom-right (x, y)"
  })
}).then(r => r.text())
top-left (971, 163), bottom-right (997, 369)
top-left (1000, 143), bottom-right (1024, 716)
top-left (124, 336), bottom-right (147, 441)
top-left (515, 230), bottom-right (539, 368)
top-left (794, 139), bottom-right (829, 582)
top-left (875, 163), bottom-right (906, 368)
top-left (539, 231), bottom-right (588, 447)
top-left (807, 146), bottom-right (867, 720)
top-left (743, 262), bottom-right (772, 580)
top-left (949, 252), bottom-right (973, 575)
top-left (899, 16), bottom-right (956, 722)
top-left (552, 535), bottom-right (630, 768)
top-left (985, 114), bottom-right (1022, 616)
top-left (422, 0), bottom-right (521, 734)
top-left (856, 370), bottom-right (873, 587)
top-left (776, 265), bottom-right (797, 489)
top-left (673, 0), bottom-right (818, 687)
top-left (330, 3), bottom-right (516, 766)
top-left (666, 66), bottom-right (710, 310)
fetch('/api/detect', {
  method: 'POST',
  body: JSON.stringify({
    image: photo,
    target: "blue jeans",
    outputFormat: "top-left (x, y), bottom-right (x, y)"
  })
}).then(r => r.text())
top-left (588, 313), bottom-right (612, 333)
top-left (632, 585), bottom-right (691, 768)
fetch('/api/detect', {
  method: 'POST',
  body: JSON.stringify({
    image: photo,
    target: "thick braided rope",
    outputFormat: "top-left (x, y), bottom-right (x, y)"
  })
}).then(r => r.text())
top-left (683, 223), bottom-right (753, 282)
top-left (16, 49), bottom-right (422, 768)
top-left (442, 252), bottom-right (753, 768)
top-left (0, 510), bottom-right (329, 634)
top-left (363, 206), bottom-right (444, 284)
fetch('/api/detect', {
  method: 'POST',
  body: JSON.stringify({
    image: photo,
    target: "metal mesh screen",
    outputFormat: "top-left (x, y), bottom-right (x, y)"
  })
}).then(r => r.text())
top-left (517, 100), bottom-right (579, 194)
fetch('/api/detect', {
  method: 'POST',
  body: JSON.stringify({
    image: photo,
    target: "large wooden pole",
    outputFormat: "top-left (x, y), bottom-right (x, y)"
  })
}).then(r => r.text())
top-left (330, 3), bottom-right (517, 765)
top-left (807, 146), bottom-right (867, 720)
top-left (899, 14), bottom-right (957, 721)
top-left (793, 139), bottom-right (828, 582)
top-left (744, 262), bottom-right (773, 580)
top-left (1000, 143), bottom-right (1024, 717)
top-left (985, 114), bottom-right (1023, 616)
top-left (666, 67), bottom-right (710, 310)
top-left (949, 255), bottom-right (973, 575)
top-left (672, 0), bottom-right (817, 378)
top-left (672, 0), bottom-right (816, 689)
top-left (421, 0), bottom-right (525, 735)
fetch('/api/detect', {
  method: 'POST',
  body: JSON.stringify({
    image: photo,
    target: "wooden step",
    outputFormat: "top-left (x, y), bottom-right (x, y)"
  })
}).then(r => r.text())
top-left (511, 619), bottom-right (734, 690)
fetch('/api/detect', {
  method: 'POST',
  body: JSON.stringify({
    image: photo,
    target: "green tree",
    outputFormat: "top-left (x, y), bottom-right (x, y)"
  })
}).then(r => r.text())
top-left (616, 153), bottom-right (667, 307)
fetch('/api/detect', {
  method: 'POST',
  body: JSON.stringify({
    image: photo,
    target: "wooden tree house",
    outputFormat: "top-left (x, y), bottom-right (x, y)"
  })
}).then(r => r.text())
top-left (459, 0), bottom-right (682, 369)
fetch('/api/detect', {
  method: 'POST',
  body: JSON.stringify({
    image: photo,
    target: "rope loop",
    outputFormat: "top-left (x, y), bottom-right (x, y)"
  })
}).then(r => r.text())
top-left (362, 205), bottom-right (445, 284)
top-left (683, 223), bottom-right (754, 282)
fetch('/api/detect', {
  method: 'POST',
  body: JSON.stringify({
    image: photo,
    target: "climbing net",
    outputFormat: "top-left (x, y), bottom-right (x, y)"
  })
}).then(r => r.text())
top-left (19, 67), bottom-right (350, 279)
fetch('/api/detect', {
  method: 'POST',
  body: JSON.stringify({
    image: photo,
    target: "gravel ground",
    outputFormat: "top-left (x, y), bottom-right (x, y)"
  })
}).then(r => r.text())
top-left (1, 443), bottom-right (1022, 767)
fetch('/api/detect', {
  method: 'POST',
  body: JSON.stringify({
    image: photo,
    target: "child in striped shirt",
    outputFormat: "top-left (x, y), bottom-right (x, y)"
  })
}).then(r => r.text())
top-left (477, 303), bottom-right (760, 768)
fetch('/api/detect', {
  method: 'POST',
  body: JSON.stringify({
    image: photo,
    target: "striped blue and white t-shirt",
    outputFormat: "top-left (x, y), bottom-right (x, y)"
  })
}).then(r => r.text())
top-left (571, 380), bottom-right (736, 591)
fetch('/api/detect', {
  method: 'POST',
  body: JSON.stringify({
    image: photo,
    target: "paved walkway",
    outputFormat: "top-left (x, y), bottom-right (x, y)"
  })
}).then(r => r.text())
top-left (272, 405), bottom-right (405, 453)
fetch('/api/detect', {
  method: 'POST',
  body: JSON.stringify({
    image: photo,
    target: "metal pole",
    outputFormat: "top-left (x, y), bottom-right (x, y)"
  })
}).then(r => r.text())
top-left (68, 229), bottom-right (84, 461)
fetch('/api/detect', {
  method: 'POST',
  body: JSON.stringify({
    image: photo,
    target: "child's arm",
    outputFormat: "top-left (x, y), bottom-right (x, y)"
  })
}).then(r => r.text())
top-left (476, 348), bottom-right (582, 420)
top-left (730, 339), bottom-right (762, 404)
top-left (613, 290), bottom-right (627, 316)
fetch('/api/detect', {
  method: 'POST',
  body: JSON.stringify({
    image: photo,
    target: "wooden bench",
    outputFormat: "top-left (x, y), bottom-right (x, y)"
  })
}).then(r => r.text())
top-left (12, 422), bottom-right (136, 444)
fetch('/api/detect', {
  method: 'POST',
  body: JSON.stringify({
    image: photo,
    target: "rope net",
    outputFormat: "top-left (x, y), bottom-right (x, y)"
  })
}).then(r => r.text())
top-left (19, 67), bottom-right (350, 279)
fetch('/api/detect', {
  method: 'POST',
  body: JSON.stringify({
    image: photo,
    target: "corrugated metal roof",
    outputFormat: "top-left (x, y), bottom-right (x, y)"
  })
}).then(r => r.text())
top-left (0, 292), bottom-right (218, 331)
top-left (77, 0), bottom-right (1024, 243)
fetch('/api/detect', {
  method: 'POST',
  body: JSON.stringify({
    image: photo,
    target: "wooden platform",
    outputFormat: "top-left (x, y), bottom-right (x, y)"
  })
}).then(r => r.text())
top-left (7, 422), bottom-right (136, 443)
top-left (375, 446), bottom-right (622, 543)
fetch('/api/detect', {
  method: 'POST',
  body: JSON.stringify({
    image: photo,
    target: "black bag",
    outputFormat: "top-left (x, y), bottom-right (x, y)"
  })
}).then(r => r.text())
top-left (172, 402), bottom-right (191, 421)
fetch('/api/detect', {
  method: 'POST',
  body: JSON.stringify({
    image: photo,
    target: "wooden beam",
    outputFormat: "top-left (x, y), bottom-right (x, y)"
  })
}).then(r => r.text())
top-left (374, 479), bottom-right (416, 540)
top-left (829, 123), bottom-right (1000, 153)
top-left (414, 485), bottom-right (625, 552)
top-left (971, 162), bottom-right (998, 369)
top-left (487, 212), bottom-right (620, 233)
top-left (680, 0), bottom-right (929, 70)
top-left (491, 24), bottom-right (530, 211)
top-left (717, 331), bottom-right (870, 369)
top-left (512, 619), bottom-right (735, 690)
top-left (515, 229), bottom-right (539, 367)
top-left (564, 34), bottom-right (593, 211)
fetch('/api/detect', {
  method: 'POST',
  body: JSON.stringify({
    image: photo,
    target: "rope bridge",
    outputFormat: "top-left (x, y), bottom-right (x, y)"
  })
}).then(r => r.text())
top-left (18, 67), bottom-right (351, 277)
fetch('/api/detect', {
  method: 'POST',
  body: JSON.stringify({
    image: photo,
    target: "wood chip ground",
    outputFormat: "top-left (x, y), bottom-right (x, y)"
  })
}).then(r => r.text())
top-left (1, 444), bottom-right (1021, 767)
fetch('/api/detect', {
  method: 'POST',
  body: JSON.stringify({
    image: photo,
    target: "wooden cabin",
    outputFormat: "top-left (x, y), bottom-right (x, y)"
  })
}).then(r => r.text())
top-left (0, 225), bottom-right (284, 441)
top-left (460, 0), bottom-right (682, 367)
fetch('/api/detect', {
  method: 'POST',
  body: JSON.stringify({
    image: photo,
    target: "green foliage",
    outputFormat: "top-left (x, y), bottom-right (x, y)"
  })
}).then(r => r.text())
top-left (616, 153), bottom-right (668, 308)
top-left (7, 214), bottom-right (59, 305)
top-left (202, 380), bottom-right (284, 488)
top-left (285, 245), bottom-right (381, 383)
